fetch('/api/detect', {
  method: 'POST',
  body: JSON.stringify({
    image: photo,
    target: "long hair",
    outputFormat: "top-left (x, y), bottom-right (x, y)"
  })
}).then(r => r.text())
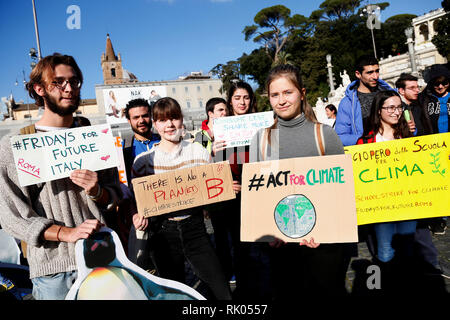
top-left (265, 64), bottom-right (317, 144)
top-left (26, 53), bottom-right (83, 107)
top-left (361, 90), bottom-right (412, 140)
top-left (226, 81), bottom-right (256, 115)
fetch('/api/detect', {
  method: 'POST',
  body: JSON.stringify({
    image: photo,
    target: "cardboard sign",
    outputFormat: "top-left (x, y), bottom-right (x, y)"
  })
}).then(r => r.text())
top-left (214, 111), bottom-right (274, 148)
top-left (66, 227), bottom-right (205, 300)
top-left (345, 133), bottom-right (450, 225)
top-left (10, 124), bottom-right (119, 187)
top-left (132, 161), bottom-right (236, 218)
top-left (241, 154), bottom-right (358, 244)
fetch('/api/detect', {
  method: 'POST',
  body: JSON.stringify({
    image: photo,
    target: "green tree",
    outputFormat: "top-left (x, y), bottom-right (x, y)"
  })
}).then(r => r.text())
top-left (239, 48), bottom-right (273, 89)
top-left (243, 5), bottom-right (306, 63)
top-left (210, 61), bottom-right (241, 94)
top-left (379, 14), bottom-right (417, 56)
top-left (432, 0), bottom-right (450, 60)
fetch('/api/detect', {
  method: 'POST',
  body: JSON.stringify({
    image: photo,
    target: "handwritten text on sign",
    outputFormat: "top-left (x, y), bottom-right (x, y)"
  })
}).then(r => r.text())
top-left (345, 133), bottom-right (450, 225)
top-left (214, 111), bottom-right (274, 148)
top-left (241, 154), bottom-right (358, 244)
top-left (132, 162), bottom-right (236, 217)
top-left (11, 124), bottom-right (119, 187)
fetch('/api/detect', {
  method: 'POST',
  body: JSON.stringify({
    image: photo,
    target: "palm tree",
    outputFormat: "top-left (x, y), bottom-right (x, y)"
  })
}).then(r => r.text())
top-left (272, 51), bottom-right (294, 67)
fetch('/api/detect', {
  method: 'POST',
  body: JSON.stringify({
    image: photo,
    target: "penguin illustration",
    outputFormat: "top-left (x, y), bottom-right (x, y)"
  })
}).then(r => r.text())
top-left (66, 227), bottom-right (205, 300)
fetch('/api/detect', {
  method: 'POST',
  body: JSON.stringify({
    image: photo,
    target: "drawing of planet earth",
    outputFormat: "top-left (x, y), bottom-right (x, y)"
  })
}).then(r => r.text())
top-left (274, 194), bottom-right (316, 238)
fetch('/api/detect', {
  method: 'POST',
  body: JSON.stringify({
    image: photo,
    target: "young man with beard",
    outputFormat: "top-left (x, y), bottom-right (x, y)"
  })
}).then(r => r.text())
top-left (122, 98), bottom-right (160, 272)
top-left (123, 98), bottom-right (160, 183)
top-left (0, 53), bottom-right (121, 300)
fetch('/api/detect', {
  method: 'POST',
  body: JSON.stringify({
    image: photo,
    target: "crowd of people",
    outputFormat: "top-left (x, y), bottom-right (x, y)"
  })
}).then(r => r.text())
top-left (0, 52), bottom-right (448, 300)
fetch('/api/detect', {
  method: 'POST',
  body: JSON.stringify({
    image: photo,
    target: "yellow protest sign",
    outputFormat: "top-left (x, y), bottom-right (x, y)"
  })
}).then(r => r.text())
top-left (345, 133), bottom-right (450, 225)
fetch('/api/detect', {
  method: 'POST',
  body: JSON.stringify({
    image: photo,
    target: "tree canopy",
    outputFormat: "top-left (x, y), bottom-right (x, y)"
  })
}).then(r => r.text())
top-left (211, 0), bottom-right (445, 106)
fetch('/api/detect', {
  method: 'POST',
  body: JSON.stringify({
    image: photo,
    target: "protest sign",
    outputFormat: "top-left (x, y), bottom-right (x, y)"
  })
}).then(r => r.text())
top-left (113, 136), bottom-right (128, 185)
top-left (214, 111), bottom-right (274, 148)
top-left (10, 124), bottom-right (119, 187)
top-left (345, 133), bottom-right (450, 225)
top-left (241, 154), bottom-right (358, 244)
top-left (132, 161), bottom-right (236, 218)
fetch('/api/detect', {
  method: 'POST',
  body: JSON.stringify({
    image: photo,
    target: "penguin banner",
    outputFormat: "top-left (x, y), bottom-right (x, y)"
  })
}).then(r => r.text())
top-left (65, 227), bottom-right (205, 300)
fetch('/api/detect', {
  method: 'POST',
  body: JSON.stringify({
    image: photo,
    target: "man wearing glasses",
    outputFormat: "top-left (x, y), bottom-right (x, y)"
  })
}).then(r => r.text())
top-left (0, 53), bottom-right (121, 299)
top-left (395, 73), bottom-right (420, 134)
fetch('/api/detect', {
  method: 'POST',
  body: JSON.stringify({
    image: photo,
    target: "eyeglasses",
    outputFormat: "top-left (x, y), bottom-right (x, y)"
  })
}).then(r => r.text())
top-left (434, 80), bottom-right (449, 87)
top-left (50, 77), bottom-right (81, 90)
top-left (381, 106), bottom-right (403, 113)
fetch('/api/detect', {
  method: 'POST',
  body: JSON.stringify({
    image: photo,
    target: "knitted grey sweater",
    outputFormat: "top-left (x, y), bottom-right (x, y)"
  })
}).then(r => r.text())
top-left (0, 133), bottom-right (122, 279)
top-left (250, 113), bottom-right (344, 162)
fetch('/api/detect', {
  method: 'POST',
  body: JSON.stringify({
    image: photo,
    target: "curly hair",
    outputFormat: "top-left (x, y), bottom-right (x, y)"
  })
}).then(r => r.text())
top-left (26, 53), bottom-right (83, 106)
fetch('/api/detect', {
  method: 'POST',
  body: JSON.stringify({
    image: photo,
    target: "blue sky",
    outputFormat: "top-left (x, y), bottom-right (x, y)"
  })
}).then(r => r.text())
top-left (0, 0), bottom-right (444, 107)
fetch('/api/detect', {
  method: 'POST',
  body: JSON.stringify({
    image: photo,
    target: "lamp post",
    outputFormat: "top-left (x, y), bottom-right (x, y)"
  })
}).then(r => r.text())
top-left (31, 0), bottom-right (42, 60)
top-left (360, 5), bottom-right (380, 59)
top-left (405, 27), bottom-right (418, 76)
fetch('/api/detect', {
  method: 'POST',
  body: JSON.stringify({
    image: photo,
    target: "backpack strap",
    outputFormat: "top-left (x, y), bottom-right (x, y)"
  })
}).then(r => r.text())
top-left (314, 123), bottom-right (325, 156)
top-left (260, 128), bottom-right (269, 161)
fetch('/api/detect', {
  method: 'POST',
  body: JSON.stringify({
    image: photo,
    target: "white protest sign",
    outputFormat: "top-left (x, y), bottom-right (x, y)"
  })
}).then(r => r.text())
top-left (214, 111), bottom-right (274, 148)
top-left (10, 124), bottom-right (119, 187)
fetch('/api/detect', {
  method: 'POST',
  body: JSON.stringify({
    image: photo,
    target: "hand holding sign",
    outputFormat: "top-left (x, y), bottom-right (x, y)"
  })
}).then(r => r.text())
top-left (10, 124), bottom-right (118, 187)
top-left (69, 169), bottom-right (99, 197)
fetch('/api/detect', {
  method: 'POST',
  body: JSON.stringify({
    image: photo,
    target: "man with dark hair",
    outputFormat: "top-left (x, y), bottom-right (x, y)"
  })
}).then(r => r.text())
top-left (395, 73), bottom-right (420, 105)
top-left (335, 55), bottom-right (394, 146)
top-left (123, 98), bottom-right (160, 182)
top-left (0, 53), bottom-right (121, 300)
top-left (193, 97), bottom-right (227, 154)
top-left (395, 73), bottom-right (419, 134)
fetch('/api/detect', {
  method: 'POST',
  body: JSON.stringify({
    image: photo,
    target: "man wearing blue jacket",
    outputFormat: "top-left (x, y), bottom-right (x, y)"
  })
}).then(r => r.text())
top-left (335, 55), bottom-right (393, 146)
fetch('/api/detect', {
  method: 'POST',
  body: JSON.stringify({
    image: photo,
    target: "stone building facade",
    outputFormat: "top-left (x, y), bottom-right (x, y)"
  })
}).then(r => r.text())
top-left (379, 8), bottom-right (448, 87)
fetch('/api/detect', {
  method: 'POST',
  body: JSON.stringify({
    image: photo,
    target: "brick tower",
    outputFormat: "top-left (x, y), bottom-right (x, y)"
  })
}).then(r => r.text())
top-left (101, 34), bottom-right (125, 84)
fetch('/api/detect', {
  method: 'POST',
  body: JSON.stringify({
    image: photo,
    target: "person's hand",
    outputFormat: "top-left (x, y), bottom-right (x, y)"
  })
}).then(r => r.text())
top-left (212, 140), bottom-right (226, 156)
top-left (132, 213), bottom-right (148, 231)
top-left (70, 169), bottom-right (99, 197)
top-left (300, 237), bottom-right (320, 248)
top-left (407, 119), bottom-right (416, 133)
top-left (232, 181), bottom-right (241, 194)
top-left (269, 237), bottom-right (286, 248)
top-left (60, 219), bottom-right (103, 243)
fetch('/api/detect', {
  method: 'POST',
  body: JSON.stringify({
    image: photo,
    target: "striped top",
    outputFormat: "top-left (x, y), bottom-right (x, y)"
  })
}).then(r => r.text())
top-left (131, 140), bottom-right (212, 219)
